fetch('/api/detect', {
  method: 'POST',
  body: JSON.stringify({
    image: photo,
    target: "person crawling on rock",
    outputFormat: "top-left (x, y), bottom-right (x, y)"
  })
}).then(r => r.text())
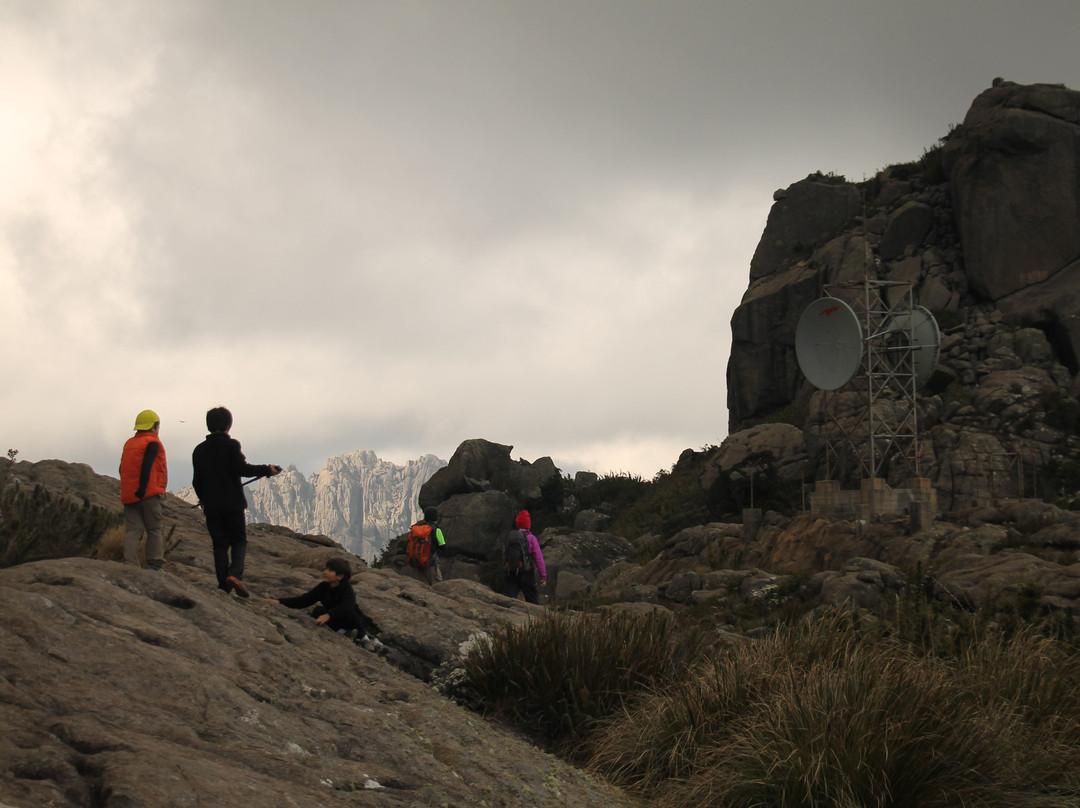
top-left (265, 557), bottom-right (384, 652)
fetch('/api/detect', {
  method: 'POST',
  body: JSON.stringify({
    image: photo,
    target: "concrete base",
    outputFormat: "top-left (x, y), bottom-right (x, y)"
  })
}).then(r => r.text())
top-left (810, 478), bottom-right (937, 522)
top-left (742, 508), bottom-right (763, 540)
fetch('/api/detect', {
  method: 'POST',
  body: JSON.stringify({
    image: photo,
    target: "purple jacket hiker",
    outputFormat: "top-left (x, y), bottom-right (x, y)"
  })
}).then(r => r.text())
top-left (503, 510), bottom-right (546, 605)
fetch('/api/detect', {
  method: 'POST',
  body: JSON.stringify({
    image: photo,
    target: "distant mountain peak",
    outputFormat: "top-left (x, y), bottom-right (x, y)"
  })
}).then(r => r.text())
top-left (180, 451), bottom-right (447, 561)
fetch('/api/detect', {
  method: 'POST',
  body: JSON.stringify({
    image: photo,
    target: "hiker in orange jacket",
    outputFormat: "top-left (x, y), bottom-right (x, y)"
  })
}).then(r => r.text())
top-left (408, 506), bottom-right (447, 586)
top-left (119, 409), bottom-right (168, 570)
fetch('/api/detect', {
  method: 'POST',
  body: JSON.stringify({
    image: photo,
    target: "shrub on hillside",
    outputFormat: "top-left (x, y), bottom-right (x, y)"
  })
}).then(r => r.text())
top-left (576, 455), bottom-right (714, 542)
top-left (588, 612), bottom-right (1080, 808)
top-left (0, 463), bottom-right (121, 568)
top-left (458, 609), bottom-right (705, 750)
top-left (704, 450), bottom-right (800, 519)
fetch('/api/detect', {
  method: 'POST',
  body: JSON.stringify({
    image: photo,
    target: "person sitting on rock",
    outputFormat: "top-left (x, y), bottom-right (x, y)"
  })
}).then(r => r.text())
top-left (264, 557), bottom-right (383, 651)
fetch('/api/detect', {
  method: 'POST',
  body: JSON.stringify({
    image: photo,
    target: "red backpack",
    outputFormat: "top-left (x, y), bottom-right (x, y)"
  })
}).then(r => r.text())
top-left (406, 523), bottom-right (435, 569)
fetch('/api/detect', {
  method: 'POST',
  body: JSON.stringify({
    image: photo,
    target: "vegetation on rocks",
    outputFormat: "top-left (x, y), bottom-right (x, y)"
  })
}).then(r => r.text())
top-left (462, 608), bottom-right (1080, 808)
top-left (457, 609), bottom-right (705, 750)
top-left (573, 451), bottom-right (718, 541)
top-left (0, 460), bottom-right (119, 568)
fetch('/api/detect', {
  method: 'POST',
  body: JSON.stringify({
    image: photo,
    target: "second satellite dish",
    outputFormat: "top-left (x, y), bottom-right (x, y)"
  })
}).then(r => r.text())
top-left (796, 297), bottom-right (863, 390)
top-left (886, 306), bottom-right (941, 388)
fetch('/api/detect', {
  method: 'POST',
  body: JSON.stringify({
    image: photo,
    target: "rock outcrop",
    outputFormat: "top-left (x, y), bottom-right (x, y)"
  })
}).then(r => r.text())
top-left (0, 460), bottom-right (630, 808)
top-left (724, 79), bottom-right (1080, 506)
top-left (380, 440), bottom-right (635, 602)
top-left (594, 509), bottom-right (1080, 621)
top-left (943, 81), bottom-right (1080, 305)
top-left (418, 438), bottom-right (559, 508)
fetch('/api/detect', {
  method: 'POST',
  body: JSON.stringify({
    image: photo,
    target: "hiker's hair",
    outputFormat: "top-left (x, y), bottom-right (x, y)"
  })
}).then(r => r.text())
top-left (206, 406), bottom-right (233, 433)
top-left (325, 557), bottom-right (352, 582)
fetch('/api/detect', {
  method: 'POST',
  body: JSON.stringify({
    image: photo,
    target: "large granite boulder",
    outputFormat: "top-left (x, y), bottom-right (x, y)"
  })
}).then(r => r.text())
top-left (808, 557), bottom-right (906, 610)
top-left (749, 175), bottom-right (864, 281)
top-left (537, 530), bottom-right (634, 600)
top-left (935, 551), bottom-right (1080, 613)
top-left (878, 201), bottom-right (935, 261)
top-left (727, 263), bottom-right (823, 429)
top-left (700, 423), bottom-right (810, 493)
top-left (418, 438), bottom-right (557, 508)
top-left (943, 81), bottom-right (1080, 303)
top-left (943, 80), bottom-right (1080, 374)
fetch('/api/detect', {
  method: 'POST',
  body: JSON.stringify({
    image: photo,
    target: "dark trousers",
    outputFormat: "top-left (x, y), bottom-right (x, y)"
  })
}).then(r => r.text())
top-left (312, 605), bottom-right (379, 636)
top-left (205, 510), bottom-right (247, 591)
top-left (503, 570), bottom-right (540, 605)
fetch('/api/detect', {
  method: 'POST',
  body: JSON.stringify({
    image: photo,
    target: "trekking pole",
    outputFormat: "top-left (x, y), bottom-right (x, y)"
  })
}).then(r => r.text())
top-left (243, 466), bottom-right (282, 487)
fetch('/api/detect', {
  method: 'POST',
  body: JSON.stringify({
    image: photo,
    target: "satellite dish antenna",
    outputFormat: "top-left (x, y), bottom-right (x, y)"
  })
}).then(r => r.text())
top-left (885, 306), bottom-right (941, 388)
top-left (796, 297), bottom-right (863, 390)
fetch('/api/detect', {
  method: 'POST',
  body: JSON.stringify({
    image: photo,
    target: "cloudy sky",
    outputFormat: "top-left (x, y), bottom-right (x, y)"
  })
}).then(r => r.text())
top-left (3, 1), bottom-right (1078, 487)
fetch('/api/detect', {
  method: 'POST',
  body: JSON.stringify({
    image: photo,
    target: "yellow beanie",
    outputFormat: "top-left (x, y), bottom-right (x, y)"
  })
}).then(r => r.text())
top-left (134, 409), bottom-right (160, 431)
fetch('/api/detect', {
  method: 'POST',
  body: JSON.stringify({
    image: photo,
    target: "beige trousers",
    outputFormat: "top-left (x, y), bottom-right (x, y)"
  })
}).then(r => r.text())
top-left (124, 495), bottom-right (165, 569)
top-left (415, 561), bottom-right (443, 586)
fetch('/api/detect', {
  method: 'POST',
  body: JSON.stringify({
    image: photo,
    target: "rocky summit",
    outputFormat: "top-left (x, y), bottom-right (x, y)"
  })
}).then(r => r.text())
top-left (727, 79), bottom-right (1080, 505)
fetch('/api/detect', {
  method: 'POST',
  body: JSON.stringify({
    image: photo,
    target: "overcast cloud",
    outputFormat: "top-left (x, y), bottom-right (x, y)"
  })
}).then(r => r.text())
top-left (3, 0), bottom-right (1079, 487)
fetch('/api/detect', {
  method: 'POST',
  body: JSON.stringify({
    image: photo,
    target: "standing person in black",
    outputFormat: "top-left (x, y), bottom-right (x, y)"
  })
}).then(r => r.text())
top-left (191, 406), bottom-right (281, 597)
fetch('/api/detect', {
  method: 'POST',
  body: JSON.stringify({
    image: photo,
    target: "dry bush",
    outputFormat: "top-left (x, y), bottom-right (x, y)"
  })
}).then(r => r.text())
top-left (588, 611), bottom-right (1080, 808)
top-left (95, 525), bottom-right (127, 562)
top-left (94, 523), bottom-right (179, 566)
top-left (459, 609), bottom-right (705, 750)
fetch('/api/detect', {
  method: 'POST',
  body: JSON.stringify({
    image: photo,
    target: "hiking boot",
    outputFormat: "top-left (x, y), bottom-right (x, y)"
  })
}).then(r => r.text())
top-left (361, 635), bottom-right (387, 654)
top-left (226, 576), bottom-right (250, 598)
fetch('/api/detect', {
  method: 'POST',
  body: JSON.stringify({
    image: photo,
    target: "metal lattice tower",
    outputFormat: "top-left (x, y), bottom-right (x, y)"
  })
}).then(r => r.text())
top-left (818, 279), bottom-right (926, 482)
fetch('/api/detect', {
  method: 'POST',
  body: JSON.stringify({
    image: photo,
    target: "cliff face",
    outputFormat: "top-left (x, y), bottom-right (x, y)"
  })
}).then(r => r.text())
top-left (725, 80), bottom-right (1080, 507)
top-left (213, 451), bottom-right (446, 561)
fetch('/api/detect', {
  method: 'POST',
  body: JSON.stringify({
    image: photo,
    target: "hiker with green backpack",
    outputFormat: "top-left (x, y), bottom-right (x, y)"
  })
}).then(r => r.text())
top-left (406, 506), bottom-right (446, 585)
top-left (502, 510), bottom-right (547, 605)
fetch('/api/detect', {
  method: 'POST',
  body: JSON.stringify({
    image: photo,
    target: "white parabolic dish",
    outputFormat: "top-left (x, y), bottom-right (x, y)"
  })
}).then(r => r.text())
top-left (796, 297), bottom-right (863, 390)
top-left (887, 306), bottom-right (941, 388)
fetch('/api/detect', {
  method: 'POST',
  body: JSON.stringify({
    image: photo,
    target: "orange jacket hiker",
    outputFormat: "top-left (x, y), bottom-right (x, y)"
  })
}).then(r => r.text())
top-left (120, 430), bottom-right (168, 503)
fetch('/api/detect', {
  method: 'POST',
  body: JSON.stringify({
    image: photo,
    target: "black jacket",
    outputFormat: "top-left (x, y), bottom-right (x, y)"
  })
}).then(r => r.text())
top-left (279, 581), bottom-right (368, 632)
top-left (191, 432), bottom-right (272, 515)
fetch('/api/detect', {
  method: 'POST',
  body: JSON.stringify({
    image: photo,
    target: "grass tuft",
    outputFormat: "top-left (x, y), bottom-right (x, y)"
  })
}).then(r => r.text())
top-left (458, 609), bottom-right (705, 752)
top-left (587, 611), bottom-right (1080, 808)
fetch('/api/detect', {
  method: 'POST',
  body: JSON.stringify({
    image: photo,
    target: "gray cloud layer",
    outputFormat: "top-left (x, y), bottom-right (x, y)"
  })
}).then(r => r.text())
top-left (3, 0), bottom-right (1078, 486)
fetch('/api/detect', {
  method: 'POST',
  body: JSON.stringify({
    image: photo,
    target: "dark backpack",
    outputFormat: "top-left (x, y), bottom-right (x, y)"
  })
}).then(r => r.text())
top-left (504, 529), bottom-right (534, 577)
top-left (407, 523), bottom-right (435, 569)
